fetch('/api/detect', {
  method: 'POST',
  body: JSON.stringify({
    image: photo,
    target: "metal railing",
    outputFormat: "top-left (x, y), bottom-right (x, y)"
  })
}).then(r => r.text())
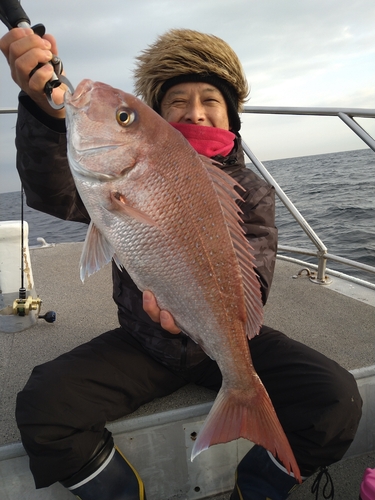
top-left (242, 106), bottom-right (375, 289)
top-left (0, 108), bottom-right (17, 114)
top-left (1, 106), bottom-right (375, 289)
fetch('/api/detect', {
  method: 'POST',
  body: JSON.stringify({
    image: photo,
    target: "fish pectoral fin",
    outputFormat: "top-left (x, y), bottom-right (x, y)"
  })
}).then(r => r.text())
top-left (80, 222), bottom-right (115, 281)
top-left (109, 191), bottom-right (158, 227)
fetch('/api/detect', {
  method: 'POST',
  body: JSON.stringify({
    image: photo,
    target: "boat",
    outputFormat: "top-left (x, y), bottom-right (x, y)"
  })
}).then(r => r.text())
top-left (0, 105), bottom-right (374, 499)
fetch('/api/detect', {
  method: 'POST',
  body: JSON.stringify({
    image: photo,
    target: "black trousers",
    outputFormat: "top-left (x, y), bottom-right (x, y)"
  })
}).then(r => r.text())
top-left (16, 326), bottom-right (362, 489)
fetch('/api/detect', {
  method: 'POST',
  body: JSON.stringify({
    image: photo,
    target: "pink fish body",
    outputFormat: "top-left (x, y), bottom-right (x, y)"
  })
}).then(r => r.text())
top-left (64, 80), bottom-right (301, 482)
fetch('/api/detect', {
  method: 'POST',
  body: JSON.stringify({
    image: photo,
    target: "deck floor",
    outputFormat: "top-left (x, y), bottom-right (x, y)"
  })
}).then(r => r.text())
top-left (1, 242), bottom-right (374, 445)
top-left (0, 242), bottom-right (374, 498)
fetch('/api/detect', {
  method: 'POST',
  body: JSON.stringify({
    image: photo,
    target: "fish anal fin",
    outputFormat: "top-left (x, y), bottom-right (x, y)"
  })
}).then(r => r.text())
top-left (191, 384), bottom-right (302, 484)
top-left (80, 222), bottom-right (114, 281)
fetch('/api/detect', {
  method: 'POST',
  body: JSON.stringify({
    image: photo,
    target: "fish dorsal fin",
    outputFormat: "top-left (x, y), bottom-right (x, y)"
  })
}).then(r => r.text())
top-left (80, 222), bottom-right (116, 282)
top-left (201, 156), bottom-right (263, 339)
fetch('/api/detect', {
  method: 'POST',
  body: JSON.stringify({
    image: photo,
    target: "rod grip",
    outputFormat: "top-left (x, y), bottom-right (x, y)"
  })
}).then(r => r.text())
top-left (0, 0), bottom-right (30, 29)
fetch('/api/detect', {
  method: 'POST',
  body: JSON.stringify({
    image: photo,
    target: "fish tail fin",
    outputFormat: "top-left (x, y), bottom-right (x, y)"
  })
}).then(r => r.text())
top-left (191, 385), bottom-right (302, 483)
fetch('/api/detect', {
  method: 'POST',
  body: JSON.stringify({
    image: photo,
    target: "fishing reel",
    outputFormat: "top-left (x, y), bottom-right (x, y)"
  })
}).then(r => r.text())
top-left (13, 288), bottom-right (56, 323)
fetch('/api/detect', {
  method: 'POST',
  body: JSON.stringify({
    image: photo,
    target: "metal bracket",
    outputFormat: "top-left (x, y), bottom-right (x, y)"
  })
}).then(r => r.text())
top-left (293, 267), bottom-right (332, 285)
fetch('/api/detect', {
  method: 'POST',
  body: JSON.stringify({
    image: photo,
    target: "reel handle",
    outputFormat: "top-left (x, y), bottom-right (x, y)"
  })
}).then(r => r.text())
top-left (39, 311), bottom-right (57, 323)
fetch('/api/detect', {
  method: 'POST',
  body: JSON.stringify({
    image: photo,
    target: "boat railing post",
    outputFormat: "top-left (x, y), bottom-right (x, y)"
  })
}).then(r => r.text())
top-left (310, 249), bottom-right (332, 285)
top-left (317, 251), bottom-right (327, 283)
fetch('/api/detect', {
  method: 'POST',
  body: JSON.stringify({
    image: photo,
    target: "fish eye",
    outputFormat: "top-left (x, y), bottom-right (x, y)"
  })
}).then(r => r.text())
top-left (116, 108), bottom-right (135, 127)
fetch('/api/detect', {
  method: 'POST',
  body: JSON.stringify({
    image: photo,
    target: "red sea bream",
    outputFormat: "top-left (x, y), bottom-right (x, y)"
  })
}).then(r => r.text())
top-left (64, 79), bottom-right (301, 482)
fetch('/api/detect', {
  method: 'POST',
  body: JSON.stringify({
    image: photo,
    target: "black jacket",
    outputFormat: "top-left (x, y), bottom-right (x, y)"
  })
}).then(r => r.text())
top-left (15, 92), bottom-right (278, 369)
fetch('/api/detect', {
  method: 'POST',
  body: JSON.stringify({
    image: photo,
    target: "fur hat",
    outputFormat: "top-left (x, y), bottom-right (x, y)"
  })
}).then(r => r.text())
top-left (133, 29), bottom-right (249, 131)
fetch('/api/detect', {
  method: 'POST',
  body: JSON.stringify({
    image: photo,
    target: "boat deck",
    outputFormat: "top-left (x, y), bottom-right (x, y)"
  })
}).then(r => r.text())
top-left (0, 242), bottom-right (374, 499)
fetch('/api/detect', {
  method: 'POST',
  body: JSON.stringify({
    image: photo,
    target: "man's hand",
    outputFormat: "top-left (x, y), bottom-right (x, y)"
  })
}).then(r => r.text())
top-left (0, 28), bottom-right (66, 118)
top-left (143, 290), bottom-right (181, 334)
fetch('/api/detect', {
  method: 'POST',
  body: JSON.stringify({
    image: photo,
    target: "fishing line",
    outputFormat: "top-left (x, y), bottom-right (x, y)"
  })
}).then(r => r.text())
top-left (19, 185), bottom-right (26, 300)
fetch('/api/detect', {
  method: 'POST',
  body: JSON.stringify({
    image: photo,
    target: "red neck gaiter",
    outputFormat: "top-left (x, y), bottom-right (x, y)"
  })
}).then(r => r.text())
top-left (171, 123), bottom-right (236, 158)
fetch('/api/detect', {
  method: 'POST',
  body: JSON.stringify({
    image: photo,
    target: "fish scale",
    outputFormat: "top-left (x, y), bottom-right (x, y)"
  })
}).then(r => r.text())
top-left (65, 79), bottom-right (302, 482)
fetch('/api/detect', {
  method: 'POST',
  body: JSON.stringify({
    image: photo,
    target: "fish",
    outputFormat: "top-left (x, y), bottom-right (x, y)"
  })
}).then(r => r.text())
top-left (64, 79), bottom-right (301, 482)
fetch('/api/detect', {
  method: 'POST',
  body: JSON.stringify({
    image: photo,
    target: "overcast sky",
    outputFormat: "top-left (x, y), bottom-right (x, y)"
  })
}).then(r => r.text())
top-left (1, 0), bottom-right (374, 193)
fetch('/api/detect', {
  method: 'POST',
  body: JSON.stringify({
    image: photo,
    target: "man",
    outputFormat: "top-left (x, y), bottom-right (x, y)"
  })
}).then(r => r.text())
top-left (0, 28), bottom-right (362, 500)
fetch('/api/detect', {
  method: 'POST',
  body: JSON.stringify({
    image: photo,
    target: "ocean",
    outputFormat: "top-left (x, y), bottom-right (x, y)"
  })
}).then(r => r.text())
top-left (0, 148), bottom-right (374, 284)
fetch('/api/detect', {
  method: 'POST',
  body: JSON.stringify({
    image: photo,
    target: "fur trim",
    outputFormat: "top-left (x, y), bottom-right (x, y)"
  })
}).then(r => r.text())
top-left (133, 29), bottom-right (249, 111)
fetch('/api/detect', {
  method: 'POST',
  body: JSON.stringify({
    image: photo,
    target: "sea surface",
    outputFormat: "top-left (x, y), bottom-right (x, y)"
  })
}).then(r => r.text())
top-left (1, 148), bottom-right (374, 284)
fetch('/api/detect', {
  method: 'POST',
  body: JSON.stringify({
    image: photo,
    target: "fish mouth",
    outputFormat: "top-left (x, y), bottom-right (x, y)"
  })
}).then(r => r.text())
top-left (65, 79), bottom-right (115, 108)
top-left (65, 79), bottom-right (94, 108)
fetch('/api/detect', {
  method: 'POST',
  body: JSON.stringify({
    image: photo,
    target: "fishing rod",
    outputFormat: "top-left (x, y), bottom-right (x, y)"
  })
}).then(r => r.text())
top-left (0, 0), bottom-right (74, 109)
top-left (0, 0), bottom-right (58, 326)
top-left (17, 189), bottom-right (56, 324)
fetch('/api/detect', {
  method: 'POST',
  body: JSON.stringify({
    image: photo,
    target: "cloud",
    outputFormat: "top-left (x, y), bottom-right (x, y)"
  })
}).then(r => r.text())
top-left (1, 0), bottom-right (374, 193)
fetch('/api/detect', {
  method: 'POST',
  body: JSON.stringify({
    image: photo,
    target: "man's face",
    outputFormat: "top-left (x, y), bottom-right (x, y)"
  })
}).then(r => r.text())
top-left (160, 82), bottom-right (230, 130)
